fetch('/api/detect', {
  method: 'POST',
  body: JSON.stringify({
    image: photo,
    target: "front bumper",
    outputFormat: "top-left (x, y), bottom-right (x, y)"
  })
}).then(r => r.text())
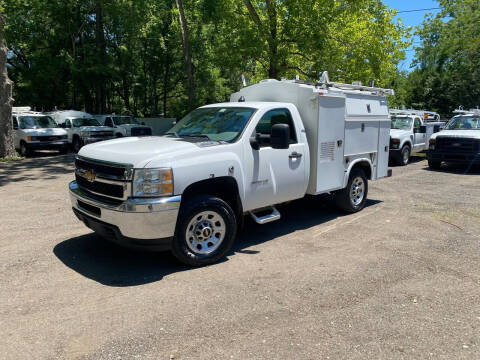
top-left (28, 140), bottom-right (68, 150)
top-left (69, 181), bottom-right (180, 250)
top-left (82, 137), bottom-right (114, 145)
top-left (427, 151), bottom-right (480, 164)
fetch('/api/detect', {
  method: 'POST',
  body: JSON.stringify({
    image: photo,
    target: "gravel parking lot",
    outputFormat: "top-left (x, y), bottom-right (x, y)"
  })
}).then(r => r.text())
top-left (1, 154), bottom-right (479, 359)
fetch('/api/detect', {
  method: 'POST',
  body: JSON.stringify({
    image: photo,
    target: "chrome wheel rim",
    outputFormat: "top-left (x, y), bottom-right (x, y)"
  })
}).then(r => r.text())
top-left (185, 211), bottom-right (226, 255)
top-left (21, 144), bottom-right (27, 156)
top-left (74, 140), bottom-right (80, 152)
top-left (402, 148), bottom-right (410, 164)
top-left (350, 176), bottom-right (365, 206)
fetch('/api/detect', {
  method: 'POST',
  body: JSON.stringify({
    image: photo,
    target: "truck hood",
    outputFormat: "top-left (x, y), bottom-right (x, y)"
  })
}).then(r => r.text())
top-left (78, 136), bottom-right (203, 168)
top-left (390, 129), bottom-right (411, 139)
top-left (20, 128), bottom-right (67, 136)
top-left (77, 126), bottom-right (114, 132)
top-left (431, 130), bottom-right (480, 140)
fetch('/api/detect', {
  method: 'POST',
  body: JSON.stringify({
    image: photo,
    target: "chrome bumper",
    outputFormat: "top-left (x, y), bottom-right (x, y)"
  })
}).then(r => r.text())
top-left (83, 137), bottom-right (114, 145)
top-left (69, 181), bottom-right (180, 240)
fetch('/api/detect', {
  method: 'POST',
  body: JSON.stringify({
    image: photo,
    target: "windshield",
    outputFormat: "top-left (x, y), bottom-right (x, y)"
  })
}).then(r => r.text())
top-left (168, 107), bottom-right (256, 142)
top-left (19, 116), bottom-right (58, 129)
top-left (445, 116), bottom-right (480, 130)
top-left (113, 116), bottom-right (138, 125)
top-left (72, 118), bottom-right (101, 127)
top-left (391, 116), bottom-right (413, 130)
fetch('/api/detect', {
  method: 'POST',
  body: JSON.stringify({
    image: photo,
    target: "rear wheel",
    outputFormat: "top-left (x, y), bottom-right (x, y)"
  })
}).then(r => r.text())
top-left (172, 195), bottom-right (237, 266)
top-left (335, 168), bottom-right (368, 213)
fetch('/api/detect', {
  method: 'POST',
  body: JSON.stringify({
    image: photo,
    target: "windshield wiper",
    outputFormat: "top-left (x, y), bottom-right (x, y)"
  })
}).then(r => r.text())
top-left (179, 133), bottom-right (213, 141)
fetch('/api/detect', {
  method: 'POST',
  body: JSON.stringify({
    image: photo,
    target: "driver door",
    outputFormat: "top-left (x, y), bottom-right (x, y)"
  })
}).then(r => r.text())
top-left (413, 117), bottom-right (426, 151)
top-left (243, 108), bottom-right (306, 211)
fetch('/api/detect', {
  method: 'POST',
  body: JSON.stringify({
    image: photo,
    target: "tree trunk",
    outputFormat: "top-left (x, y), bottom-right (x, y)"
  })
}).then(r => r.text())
top-left (95, 0), bottom-right (107, 114)
top-left (175, 0), bottom-right (195, 110)
top-left (0, 14), bottom-right (15, 158)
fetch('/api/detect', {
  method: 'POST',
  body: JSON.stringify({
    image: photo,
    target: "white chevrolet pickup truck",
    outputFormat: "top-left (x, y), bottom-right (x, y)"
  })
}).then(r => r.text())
top-left (69, 77), bottom-right (393, 266)
top-left (389, 109), bottom-right (444, 165)
top-left (427, 108), bottom-right (480, 169)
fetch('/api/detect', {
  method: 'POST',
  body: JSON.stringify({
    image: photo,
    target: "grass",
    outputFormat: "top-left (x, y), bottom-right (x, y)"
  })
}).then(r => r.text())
top-left (0, 153), bottom-right (25, 163)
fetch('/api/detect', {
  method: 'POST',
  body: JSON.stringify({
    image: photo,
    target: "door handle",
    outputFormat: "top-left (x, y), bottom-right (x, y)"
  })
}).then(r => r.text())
top-left (289, 151), bottom-right (302, 159)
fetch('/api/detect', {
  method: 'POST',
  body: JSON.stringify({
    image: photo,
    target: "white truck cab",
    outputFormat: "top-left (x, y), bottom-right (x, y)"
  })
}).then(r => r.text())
top-left (48, 110), bottom-right (115, 153)
top-left (69, 75), bottom-right (393, 266)
top-left (427, 108), bottom-right (480, 169)
top-left (93, 115), bottom-right (152, 137)
top-left (389, 109), bottom-right (444, 165)
top-left (12, 107), bottom-right (68, 157)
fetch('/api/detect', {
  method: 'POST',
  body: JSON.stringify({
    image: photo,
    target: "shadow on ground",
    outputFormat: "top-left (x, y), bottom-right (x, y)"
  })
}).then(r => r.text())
top-left (389, 154), bottom-right (426, 167)
top-left (0, 152), bottom-right (75, 186)
top-left (423, 163), bottom-right (480, 175)
top-left (53, 196), bottom-right (381, 287)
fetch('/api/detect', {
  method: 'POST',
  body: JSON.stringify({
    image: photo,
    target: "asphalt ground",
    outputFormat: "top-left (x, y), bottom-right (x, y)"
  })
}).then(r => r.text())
top-left (1, 153), bottom-right (479, 359)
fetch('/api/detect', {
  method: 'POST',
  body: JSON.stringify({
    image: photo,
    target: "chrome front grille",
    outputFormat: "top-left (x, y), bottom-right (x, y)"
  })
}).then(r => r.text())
top-left (74, 156), bottom-right (133, 200)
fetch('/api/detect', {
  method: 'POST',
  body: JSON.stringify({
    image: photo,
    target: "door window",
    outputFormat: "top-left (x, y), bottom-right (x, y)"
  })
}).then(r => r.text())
top-left (12, 117), bottom-right (18, 130)
top-left (414, 118), bottom-right (421, 129)
top-left (65, 119), bottom-right (72, 128)
top-left (255, 108), bottom-right (297, 147)
top-left (105, 117), bottom-right (114, 127)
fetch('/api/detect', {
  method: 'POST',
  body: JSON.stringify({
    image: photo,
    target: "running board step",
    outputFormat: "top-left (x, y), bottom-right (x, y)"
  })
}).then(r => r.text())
top-left (249, 207), bottom-right (281, 224)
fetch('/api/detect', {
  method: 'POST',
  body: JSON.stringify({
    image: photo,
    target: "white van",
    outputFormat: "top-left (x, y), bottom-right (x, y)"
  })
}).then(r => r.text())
top-left (12, 107), bottom-right (68, 157)
top-left (93, 115), bottom-right (152, 137)
top-left (48, 110), bottom-right (114, 152)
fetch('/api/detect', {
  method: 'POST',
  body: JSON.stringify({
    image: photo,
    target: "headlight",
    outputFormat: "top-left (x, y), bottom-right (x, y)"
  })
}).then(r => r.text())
top-left (429, 138), bottom-right (436, 150)
top-left (391, 138), bottom-right (400, 149)
top-left (133, 168), bottom-right (173, 197)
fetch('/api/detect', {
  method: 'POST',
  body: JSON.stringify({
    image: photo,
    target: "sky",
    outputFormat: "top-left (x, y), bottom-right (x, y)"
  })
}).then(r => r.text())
top-left (383, 0), bottom-right (442, 71)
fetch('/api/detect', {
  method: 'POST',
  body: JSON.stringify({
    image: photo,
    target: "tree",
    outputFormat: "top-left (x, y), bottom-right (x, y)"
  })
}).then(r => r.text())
top-left (0, 11), bottom-right (15, 158)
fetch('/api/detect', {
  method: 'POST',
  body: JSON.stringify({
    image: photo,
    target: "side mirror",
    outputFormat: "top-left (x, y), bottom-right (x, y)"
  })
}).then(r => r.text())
top-left (433, 125), bottom-right (440, 133)
top-left (250, 134), bottom-right (260, 150)
top-left (420, 125), bottom-right (427, 133)
top-left (271, 123), bottom-right (290, 149)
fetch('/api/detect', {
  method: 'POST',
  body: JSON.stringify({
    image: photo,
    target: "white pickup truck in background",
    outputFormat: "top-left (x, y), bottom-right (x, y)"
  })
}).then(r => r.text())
top-left (69, 75), bottom-right (393, 266)
top-left (389, 109), bottom-right (444, 165)
top-left (12, 107), bottom-right (68, 156)
top-left (94, 114), bottom-right (152, 137)
top-left (428, 108), bottom-right (480, 169)
top-left (48, 110), bottom-right (115, 152)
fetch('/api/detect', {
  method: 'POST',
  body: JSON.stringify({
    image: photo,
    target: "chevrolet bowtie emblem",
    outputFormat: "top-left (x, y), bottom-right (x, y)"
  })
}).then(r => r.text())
top-left (85, 170), bottom-right (96, 182)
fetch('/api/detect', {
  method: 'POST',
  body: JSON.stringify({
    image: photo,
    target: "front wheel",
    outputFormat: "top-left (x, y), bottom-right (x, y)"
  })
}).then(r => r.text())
top-left (72, 137), bottom-right (82, 153)
top-left (20, 142), bottom-right (31, 157)
top-left (428, 159), bottom-right (442, 170)
top-left (172, 195), bottom-right (237, 266)
top-left (335, 168), bottom-right (368, 213)
top-left (399, 145), bottom-right (411, 166)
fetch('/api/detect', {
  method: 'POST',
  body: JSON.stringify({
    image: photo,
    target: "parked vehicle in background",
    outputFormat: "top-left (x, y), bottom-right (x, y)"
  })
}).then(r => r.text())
top-left (389, 109), bottom-right (444, 166)
top-left (48, 110), bottom-right (115, 152)
top-left (12, 107), bottom-right (68, 157)
top-left (427, 108), bottom-right (480, 169)
top-left (69, 74), bottom-right (393, 266)
top-left (93, 115), bottom-right (152, 137)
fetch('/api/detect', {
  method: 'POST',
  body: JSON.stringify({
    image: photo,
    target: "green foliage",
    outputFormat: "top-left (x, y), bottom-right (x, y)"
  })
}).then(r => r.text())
top-left (4, 0), bottom-right (410, 118)
top-left (398, 0), bottom-right (480, 116)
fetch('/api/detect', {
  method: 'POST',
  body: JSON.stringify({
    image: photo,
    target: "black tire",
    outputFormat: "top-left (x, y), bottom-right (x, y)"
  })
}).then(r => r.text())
top-left (398, 145), bottom-right (411, 166)
top-left (116, 133), bottom-right (123, 138)
top-left (72, 137), bottom-right (82, 153)
top-left (19, 141), bottom-right (31, 157)
top-left (58, 146), bottom-right (69, 154)
top-left (172, 195), bottom-right (237, 267)
top-left (335, 168), bottom-right (368, 213)
top-left (428, 159), bottom-right (442, 169)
